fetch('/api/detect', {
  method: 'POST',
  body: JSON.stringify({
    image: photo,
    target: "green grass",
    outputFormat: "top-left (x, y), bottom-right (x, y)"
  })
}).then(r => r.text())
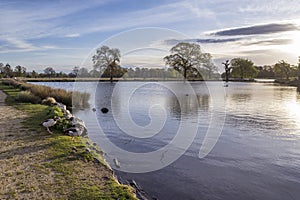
top-left (15, 90), bottom-right (41, 104)
top-left (69, 180), bottom-right (136, 200)
top-left (0, 81), bottom-right (137, 200)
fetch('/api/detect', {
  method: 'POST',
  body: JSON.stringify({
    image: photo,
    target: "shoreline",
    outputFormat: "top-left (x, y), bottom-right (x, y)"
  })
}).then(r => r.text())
top-left (0, 84), bottom-right (137, 199)
top-left (4, 77), bottom-right (263, 82)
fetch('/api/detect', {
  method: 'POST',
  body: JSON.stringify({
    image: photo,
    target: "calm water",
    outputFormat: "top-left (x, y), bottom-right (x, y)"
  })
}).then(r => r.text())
top-left (34, 81), bottom-right (300, 200)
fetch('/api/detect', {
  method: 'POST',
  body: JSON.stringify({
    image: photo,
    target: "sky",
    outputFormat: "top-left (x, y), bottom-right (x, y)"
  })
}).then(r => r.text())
top-left (0, 0), bottom-right (300, 72)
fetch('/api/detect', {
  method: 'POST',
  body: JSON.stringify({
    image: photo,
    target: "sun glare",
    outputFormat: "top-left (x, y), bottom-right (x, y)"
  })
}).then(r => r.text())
top-left (282, 31), bottom-right (300, 56)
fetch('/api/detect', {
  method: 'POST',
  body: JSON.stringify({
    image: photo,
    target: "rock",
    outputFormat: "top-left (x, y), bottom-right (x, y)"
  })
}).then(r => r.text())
top-left (101, 107), bottom-right (109, 114)
top-left (64, 109), bottom-right (73, 119)
top-left (71, 146), bottom-right (77, 152)
top-left (94, 157), bottom-right (101, 164)
top-left (85, 147), bottom-right (91, 153)
top-left (54, 102), bottom-right (67, 110)
top-left (64, 126), bottom-right (87, 137)
top-left (70, 117), bottom-right (86, 127)
top-left (113, 158), bottom-right (120, 168)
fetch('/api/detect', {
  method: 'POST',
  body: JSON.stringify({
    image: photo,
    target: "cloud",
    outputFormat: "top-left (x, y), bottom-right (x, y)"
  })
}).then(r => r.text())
top-left (65, 33), bottom-right (81, 38)
top-left (0, 0), bottom-right (114, 39)
top-left (211, 23), bottom-right (299, 36)
top-left (164, 38), bottom-right (242, 46)
top-left (6, 38), bottom-right (37, 50)
top-left (242, 38), bottom-right (292, 46)
top-left (81, 1), bottom-right (215, 36)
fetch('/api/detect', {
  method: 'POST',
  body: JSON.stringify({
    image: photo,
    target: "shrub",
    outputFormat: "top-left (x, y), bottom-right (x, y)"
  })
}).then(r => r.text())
top-left (42, 97), bottom-right (57, 105)
top-left (15, 91), bottom-right (41, 104)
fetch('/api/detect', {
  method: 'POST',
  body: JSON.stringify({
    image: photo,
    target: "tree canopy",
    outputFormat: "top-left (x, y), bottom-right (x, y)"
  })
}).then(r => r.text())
top-left (92, 45), bottom-right (121, 82)
top-left (274, 60), bottom-right (292, 80)
top-left (230, 58), bottom-right (258, 79)
top-left (44, 67), bottom-right (56, 77)
top-left (164, 42), bottom-right (215, 81)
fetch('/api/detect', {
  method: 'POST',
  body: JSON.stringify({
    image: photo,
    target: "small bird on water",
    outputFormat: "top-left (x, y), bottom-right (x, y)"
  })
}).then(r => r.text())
top-left (42, 117), bottom-right (60, 134)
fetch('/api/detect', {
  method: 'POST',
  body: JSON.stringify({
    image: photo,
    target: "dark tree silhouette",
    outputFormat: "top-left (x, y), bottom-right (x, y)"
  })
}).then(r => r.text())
top-left (222, 60), bottom-right (231, 82)
top-left (164, 42), bottom-right (210, 81)
top-left (92, 45), bottom-right (121, 82)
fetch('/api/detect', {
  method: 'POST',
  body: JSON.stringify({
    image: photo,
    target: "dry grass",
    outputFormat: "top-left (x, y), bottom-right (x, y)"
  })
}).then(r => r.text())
top-left (2, 79), bottom-right (89, 108)
top-left (15, 91), bottom-right (41, 104)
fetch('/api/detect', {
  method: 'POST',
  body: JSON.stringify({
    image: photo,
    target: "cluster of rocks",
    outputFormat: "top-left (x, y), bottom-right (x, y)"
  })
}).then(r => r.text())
top-left (42, 97), bottom-right (87, 138)
top-left (57, 102), bottom-right (88, 138)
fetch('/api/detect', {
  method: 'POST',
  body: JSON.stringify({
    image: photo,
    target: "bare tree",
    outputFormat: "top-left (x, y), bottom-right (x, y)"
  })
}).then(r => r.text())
top-left (92, 45), bottom-right (121, 82)
top-left (222, 60), bottom-right (231, 82)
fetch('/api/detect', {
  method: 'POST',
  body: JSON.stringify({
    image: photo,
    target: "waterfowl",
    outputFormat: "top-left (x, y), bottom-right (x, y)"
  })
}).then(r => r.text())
top-left (54, 102), bottom-right (67, 111)
top-left (64, 109), bottom-right (73, 119)
top-left (42, 117), bottom-right (60, 134)
top-left (64, 125), bottom-right (87, 140)
top-left (70, 117), bottom-right (86, 127)
top-left (113, 158), bottom-right (120, 168)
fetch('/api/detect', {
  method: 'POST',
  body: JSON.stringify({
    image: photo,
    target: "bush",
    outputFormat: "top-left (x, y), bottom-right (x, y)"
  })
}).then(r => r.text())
top-left (15, 91), bottom-right (41, 104)
top-left (42, 97), bottom-right (56, 105)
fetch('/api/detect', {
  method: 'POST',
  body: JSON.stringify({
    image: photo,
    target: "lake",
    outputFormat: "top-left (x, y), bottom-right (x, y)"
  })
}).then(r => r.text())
top-left (31, 81), bottom-right (300, 200)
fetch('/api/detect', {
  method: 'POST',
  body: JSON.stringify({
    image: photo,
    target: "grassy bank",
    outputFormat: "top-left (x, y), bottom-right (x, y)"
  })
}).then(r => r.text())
top-left (1, 79), bottom-right (90, 108)
top-left (0, 82), bottom-right (137, 200)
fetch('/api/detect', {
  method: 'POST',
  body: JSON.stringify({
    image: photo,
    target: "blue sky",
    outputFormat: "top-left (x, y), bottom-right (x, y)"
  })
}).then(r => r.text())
top-left (0, 0), bottom-right (300, 72)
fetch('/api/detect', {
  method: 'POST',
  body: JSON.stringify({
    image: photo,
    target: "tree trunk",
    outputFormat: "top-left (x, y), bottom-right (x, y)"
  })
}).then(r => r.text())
top-left (110, 65), bottom-right (113, 83)
top-left (225, 71), bottom-right (229, 82)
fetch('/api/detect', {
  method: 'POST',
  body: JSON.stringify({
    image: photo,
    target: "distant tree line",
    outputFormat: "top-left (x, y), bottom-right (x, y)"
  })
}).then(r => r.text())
top-left (0, 62), bottom-right (217, 80)
top-left (221, 57), bottom-right (300, 81)
top-left (0, 63), bottom-right (74, 78)
top-left (2, 41), bottom-right (300, 82)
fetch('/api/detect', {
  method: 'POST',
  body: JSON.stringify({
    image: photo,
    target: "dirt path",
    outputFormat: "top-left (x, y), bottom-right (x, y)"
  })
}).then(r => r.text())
top-left (0, 90), bottom-right (135, 200)
top-left (0, 90), bottom-right (58, 199)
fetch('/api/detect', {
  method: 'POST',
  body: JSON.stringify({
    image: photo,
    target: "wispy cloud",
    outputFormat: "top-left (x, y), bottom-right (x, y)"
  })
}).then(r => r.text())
top-left (0, 0), bottom-right (115, 39)
top-left (77, 1), bottom-right (215, 35)
top-left (211, 23), bottom-right (299, 36)
top-left (6, 38), bottom-right (37, 50)
top-left (240, 38), bottom-right (292, 46)
top-left (65, 33), bottom-right (81, 38)
top-left (164, 38), bottom-right (242, 46)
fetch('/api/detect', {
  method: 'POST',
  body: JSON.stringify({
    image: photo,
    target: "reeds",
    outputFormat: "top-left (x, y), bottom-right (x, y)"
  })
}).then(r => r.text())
top-left (2, 79), bottom-right (90, 108)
